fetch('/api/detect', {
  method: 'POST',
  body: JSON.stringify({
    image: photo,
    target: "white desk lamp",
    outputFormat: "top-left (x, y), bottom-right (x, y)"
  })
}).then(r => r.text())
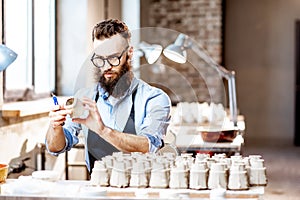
top-left (136, 41), bottom-right (163, 64)
top-left (0, 44), bottom-right (17, 71)
top-left (163, 33), bottom-right (238, 126)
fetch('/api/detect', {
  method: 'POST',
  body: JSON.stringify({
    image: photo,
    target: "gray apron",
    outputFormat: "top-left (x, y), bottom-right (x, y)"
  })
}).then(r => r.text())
top-left (87, 90), bottom-right (137, 171)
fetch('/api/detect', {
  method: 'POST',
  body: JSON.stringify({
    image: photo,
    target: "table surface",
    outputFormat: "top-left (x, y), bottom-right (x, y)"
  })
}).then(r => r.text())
top-left (1, 179), bottom-right (264, 200)
top-left (170, 123), bottom-right (245, 153)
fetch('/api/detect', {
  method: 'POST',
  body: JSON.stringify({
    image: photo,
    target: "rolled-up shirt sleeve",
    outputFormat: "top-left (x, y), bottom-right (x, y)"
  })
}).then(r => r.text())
top-left (138, 91), bottom-right (171, 153)
top-left (45, 117), bottom-right (81, 156)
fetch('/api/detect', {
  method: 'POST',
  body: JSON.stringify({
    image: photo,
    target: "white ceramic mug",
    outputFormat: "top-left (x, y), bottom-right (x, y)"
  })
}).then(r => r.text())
top-left (64, 97), bottom-right (88, 118)
top-left (228, 171), bottom-right (249, 190)
top-left (189, 169), bottom-right (208, 189)
top-left (250, 159), bottom-right (265, 168)
top-left (230, 163), bottom-right (246, 172)
top-left (90, 168), bottom-right (109, 186)
top-left (210, 163), bottom-right (226, 171)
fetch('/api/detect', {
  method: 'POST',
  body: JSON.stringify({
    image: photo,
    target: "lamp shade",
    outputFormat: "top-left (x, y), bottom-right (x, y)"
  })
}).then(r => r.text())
top-left (139, 41), bottom-right (162, 64)
top-left (0, 44), bottom-right (17, 71)
top-left (163, 33), bottom-right (188, 64)
top-left (163, 44), bottom-right (186, 63)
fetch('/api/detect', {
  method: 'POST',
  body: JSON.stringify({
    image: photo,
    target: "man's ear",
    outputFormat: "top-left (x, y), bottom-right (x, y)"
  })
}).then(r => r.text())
top-left (128, 46), bottom-right (134, 59)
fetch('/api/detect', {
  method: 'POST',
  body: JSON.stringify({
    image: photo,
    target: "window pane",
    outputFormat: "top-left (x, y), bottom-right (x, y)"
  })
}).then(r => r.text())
top-left (5, 0), bottom-right (32, 90)
top-left (5, 0), bottom-right (55, 96)
top-left (34, 0), bottom-right (55, 93)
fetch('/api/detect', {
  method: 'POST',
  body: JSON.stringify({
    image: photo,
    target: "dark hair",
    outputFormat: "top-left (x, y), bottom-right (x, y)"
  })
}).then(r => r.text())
top-left (92, 19), bottom-right (131, 41)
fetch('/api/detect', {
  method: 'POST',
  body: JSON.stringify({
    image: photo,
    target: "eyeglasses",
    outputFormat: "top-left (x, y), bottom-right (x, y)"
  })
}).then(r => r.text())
top-left (91, 45), bottom-right (129, 68)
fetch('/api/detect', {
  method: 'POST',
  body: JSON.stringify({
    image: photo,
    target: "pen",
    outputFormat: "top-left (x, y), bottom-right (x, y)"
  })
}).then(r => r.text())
top-left (51, 93), bottom-right (59, 105)
top-left (51, 93), bottom-right (65, 126)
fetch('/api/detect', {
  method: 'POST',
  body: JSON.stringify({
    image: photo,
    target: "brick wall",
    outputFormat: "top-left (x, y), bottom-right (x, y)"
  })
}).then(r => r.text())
top-left (140, 0), bottom-right (225, 104)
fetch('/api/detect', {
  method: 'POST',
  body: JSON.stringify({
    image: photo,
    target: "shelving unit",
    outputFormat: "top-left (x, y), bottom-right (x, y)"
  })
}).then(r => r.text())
top-left (64, 143), bottom-right (89, 180)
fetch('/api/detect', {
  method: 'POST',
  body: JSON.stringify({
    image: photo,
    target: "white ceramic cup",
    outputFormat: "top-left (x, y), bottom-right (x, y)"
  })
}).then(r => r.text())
top-left (93, 160), bottom-right (106, 170)
top-left (189, 169), bottom-right (208, 189)
top-left (208, 170), bottom-right (227, 189)
top-left (249, 167), bottom-right (267, 186)
top-left (248, 155), bottom-right (262, 160)
top-left (191, 162), bottom-right (207, 171)
top-left (210, 163), bottom-right (226, 171)
top-left (64, 97), bottom-right (87, 118)
top-left (250, 159), bottom-right (265, 168)
top-left (230, 163), bottom-right (246, 172)
top-left (90, 168), bottom-right (109, 186)
top-left (228, 171), bottom-right (249, 190)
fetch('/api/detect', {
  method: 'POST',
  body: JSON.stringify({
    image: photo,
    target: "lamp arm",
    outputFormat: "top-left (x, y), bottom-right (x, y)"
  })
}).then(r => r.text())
top-left (190, 43), bottom-right (232, 77)
top-left (227, 71), bottom-right (238, 126)
top-left (191, 43), bottom-right (238, 126)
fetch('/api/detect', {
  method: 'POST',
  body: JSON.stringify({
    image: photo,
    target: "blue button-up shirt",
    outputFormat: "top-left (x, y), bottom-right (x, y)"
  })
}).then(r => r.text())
top-left (46, 77), bottom-right (171, 171)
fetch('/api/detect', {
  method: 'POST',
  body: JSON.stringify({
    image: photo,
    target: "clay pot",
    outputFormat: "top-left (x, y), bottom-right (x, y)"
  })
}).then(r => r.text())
top-left (0, 164), bottom-right (8, 183)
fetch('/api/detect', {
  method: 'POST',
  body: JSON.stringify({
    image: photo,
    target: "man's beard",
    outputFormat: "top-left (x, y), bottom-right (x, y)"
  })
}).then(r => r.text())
top-left (94, 56), bottom-right (133, 98)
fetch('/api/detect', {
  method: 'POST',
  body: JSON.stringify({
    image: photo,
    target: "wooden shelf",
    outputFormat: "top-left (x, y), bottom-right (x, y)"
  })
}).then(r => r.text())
top-left (1, 96), bottom-right (69, 118)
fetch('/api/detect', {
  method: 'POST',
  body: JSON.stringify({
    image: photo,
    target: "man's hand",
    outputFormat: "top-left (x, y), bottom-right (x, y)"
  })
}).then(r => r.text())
top-left (72, 97), bottom-right (105, 134)
top-left (46, 104), bottom-right (72, 153)
top-left (72, 97), bottom-right (149, 153)
top-left (49, 105), bottom-right (71, 128)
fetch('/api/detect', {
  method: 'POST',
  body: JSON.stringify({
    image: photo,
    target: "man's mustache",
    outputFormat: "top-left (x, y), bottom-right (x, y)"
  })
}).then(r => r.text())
top-left (103, 69), bottom-right (117, 74)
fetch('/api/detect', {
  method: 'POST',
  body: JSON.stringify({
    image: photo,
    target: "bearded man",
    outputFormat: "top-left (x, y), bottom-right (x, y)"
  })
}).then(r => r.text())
top-left (45, 19), bottom-right (171, 172)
